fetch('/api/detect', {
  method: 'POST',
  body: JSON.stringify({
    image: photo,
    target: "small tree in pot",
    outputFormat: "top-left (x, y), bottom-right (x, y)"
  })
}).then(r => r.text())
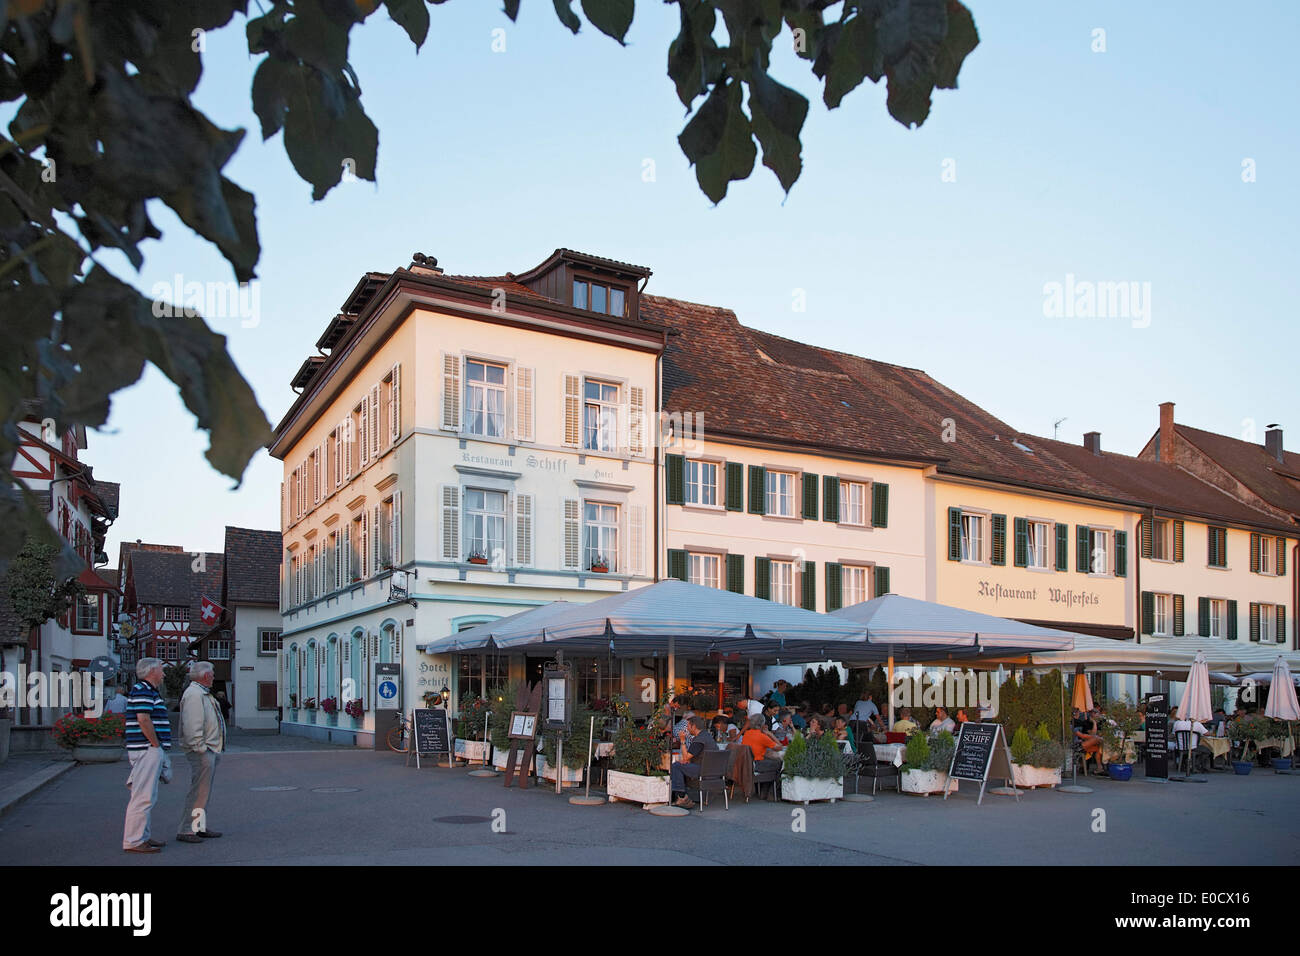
top-left (607, 718), bottom-right (671, 805)
top-left (1098, 695), bottom-right (1143, 779)
top-left (781, 730), bottom-right (845, 804)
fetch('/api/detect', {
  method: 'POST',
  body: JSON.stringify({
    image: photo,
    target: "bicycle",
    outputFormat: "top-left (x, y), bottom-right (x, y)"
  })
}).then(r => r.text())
top-left (386, 712), bottom-right (411, 753)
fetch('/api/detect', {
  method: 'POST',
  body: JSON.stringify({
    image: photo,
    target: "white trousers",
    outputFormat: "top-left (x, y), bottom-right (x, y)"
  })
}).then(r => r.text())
top-left (122, 747), bottom-right (167, 849)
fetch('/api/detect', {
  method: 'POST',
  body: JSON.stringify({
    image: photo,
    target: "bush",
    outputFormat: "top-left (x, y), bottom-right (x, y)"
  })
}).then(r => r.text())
top-left (1027, 737), bottom-right (1065, 770)
top-left (996, 670), bottom-right (1067, 743)
top-left (1010, 726), bottom-right (1034, 764)
top-left (611, 721), bottom-right (669, 777)
top-left (1098, 694), bottom-right (1144, 759)
top-left (926, 730), bottom-right (955, 772)
top-left (455, 692), bottom-right (490, 740)
top-left (902, 731), bottom-right (931, 772)
top-left (51, 712), bottom-right (125, 749)
top-left (537, 701), bottom-right (604, 769)
top-left (781, 730), bottom-right (845, 780)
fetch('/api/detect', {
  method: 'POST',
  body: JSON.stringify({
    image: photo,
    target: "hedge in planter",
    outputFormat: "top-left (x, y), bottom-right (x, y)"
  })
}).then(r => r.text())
top-left (780, 730), bottom-right (845, 803)
top-left (1010, 723), bottom-right (1064, 786)
top-left (900, 730), bottom-right (953, 794)
top-left (537, 701), bottom-right (602, 772)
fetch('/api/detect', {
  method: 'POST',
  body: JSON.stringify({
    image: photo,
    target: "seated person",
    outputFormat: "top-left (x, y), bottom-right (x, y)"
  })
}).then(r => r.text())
top-left (851, 692), bottom-right (882, 728)
top-left (1170, 711), bottom-right (1212, 770)
top-left (805, 715), bottom-right (827, 739)
top-left (1072, 707), bottom-right (1104, 774)
top-left (832, 715), bottom-right (856, 751)
top-left (773, 710), bottom-right (796, 743)
top-left (742, 715), bottom-right (784, 772)
top-left (836, 703), bottom-right (852, 723)
top-left (954, 708), bottom-right (970, 727)
top-left (791, 707), bottom-right (808, 731)
top-left (711, 715), bottom-right (733, 743)
top-left (670, 715), bottom-right (713, 809)
top-left (672, 709), bottom-right (696, 742)
top-left (891, 708), bottom-right (919, 735)
top-left (929, 706), bottom-right (956, 735)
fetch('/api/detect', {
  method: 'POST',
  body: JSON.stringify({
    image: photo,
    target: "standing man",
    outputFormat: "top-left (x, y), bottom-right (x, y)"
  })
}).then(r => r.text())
top-left (177, 661), bottom-right (225, 844)
top-left (122, 658), bottom-right (171, 854)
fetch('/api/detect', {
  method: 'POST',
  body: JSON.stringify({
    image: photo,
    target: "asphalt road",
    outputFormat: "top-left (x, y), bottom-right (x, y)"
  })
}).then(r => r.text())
top-left (1, 747), bottom-right (1296, 866)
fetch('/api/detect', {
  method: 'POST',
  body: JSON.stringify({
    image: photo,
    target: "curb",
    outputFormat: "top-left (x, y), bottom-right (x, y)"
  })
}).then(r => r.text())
top-left (0, 761), bottom-right (76, 818)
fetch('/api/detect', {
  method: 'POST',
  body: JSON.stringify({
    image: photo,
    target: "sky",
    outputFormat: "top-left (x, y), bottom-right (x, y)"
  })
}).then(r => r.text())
top-left (84, 0), bottom-right (1300, 563)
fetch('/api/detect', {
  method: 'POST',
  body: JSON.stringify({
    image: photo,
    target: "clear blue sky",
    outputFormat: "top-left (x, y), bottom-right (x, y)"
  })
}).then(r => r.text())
top-left (88, 0), bottom-right (1300, 562)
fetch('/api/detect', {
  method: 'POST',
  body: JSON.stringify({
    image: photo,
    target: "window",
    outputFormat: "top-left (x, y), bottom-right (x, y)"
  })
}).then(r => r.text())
top-left (1027, 520), bottom-right (1050, 569)
top-left (162, 606), bottom-right (190, 621)
top-left (259, 628), bottom-right (283, 656)
top-left (350, 513), bottom-right (364, 579)
top-left (1259, 536), bottom-right (1272, 574)
top-left (1260, 604), bottom-right (1277, 642)
top-left (684, 460), bottom-right (719, 507)
top-left (379, 497), bottom-right (395, 567)
top-left (464, 360), bottom-right (507, 437)
top-left (1207, 526), bottom-right (1226, 567)
top-left (843, 565), bottom-right (870, 606)
top-left (1208, 599), bottom-right (1225, 639)
top-left (765, 470), bottom-right (797, 518)
top-left (1154, 594), bottom-right (1170, 635)
top-left (960, 513), bottom-right (985, 562)
top-left (457, 654), bottom-right (482, 697)
top-left (839, 480), bottom-right (867, 526)
top-left (770, 560), bottom-right (796, 606)
top-left (688, 553), bottom-right (722, 589)
top-left (1151, 518), bottom-right (1170, 560)
top-left (209, 638), bottom-right (232, 660)
top-left (258, 681), bottom-right (278, 710)
top-left (572, 279), bottom-right (627, 317)
top-left (75, 593), bottom-right (100, 633)
top-left (583, 380), bottom-right (620, 452)
top-left (583, 502), bottom-right (619, 571)
top-left (463, 489), bottom-right (506, 562)
top-left (327, 531), bottom-right (339, 590)
top-left (1089, 529), bottom-right (1110, 574)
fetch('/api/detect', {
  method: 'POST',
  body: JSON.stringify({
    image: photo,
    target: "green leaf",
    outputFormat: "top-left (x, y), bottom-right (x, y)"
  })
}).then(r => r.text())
top-left (284, 0), bottom-right (352, 72)
top-left (677, 78), bottom-right (755, 204)
top-left (552, 0), bottom-right (581, 34)
top-left (581, 0), bottom-right (633, 44)
top-left (666, 0), bottom-right (721, 109)
top-left (815, 14), bottom-right (883, 109)
top-left (503, 0), bottom-right (520, 20)
top-left (385, 0), bottom-right (429, 48)
top-left (251, 56), bottom-right (291, 139)
top-left (281, 65), bottom-right (379, 199)
top-left (746, 68), bottom-right (806, 193)
top-left (934, 1), bottom-right (979, 90)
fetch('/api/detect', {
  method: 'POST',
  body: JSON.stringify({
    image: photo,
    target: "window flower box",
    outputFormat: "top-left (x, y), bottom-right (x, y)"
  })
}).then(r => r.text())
top-left (467, 552), bottom-right (489, 566)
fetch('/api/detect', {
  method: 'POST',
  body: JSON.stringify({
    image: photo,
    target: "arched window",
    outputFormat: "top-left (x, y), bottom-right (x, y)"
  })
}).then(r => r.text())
top-left (326, 634), bottom-right (339, 702)
top-left (288, 644), bottom-right (300, 703)
top-left (349, 629), bottom-right (364, 707)
top-left (306, 640), bottom-right (317, 700)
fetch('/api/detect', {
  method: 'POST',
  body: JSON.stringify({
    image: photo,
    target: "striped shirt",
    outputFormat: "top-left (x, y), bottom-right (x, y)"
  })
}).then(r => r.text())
top-left (125, 679), bottom-right (171, 751)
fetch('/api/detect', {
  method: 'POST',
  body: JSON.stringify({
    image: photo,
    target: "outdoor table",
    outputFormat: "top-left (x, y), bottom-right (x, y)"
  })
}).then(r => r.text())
top-left (1258, 737), bottom-right (1295, 758)
top-left (594, 742), bottom-right (615, 759)
top-left (874, 743), bottom-right (906, 767)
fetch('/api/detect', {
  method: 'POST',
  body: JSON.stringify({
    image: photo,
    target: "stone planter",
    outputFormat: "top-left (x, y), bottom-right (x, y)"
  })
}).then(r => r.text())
top-left (456, 739), bottom-right (491, 764)
top-left (72, 738), bottom-right (125, 764)
top-left (607, 769), bottom-right (671, 806)
top-left (493, 748), bottom-right (529, 771)
top-left (781, 776), bottom-right (843, 804)
top-left (1011, 764), bottom-right (1062, 788)
top-left (900, 768), bottom-right (949, 795)
top-left (536, 755), bottom-right (583, 786)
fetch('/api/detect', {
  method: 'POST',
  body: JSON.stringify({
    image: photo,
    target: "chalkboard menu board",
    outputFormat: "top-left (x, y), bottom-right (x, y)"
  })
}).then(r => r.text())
top-left (949, 722), bottom-right (999, 781)
top-left (413, 708), bottom-right (451, 758)
top-left (1144, 693), bottom-right (1168, 780)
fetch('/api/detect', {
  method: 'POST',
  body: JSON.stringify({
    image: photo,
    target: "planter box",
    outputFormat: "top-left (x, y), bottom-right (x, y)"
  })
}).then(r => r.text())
top-left (536, 755), bottom-right (583, 786)
top-left (1011, 764), bottom-right (1062, 788)
top-left (781, 776), bottom-right (843, 804)
top-left (900, 769), bottom-right (949, 795)
top-left (456, 739), bottom-right (491, 764)
top-left (493, 748), bottom-right (529, 771)
top-left (607, 769), bottom-right (671, 806)
top-left (72, 739), bottom-right (125, 764)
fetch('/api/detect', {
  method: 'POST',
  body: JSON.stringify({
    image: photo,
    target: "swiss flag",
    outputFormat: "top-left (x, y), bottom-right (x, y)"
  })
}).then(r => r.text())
top-left (200, 595), bottom-right (226, 626)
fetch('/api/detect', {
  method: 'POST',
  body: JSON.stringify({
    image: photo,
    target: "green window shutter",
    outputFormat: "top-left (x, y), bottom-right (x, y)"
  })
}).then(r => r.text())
top-left (1277, 537), bottom-right (1287, 576)
top-left (1055, 523), bottom-right (1069, 571)
top-left (1114, 530), bottom-right (1127, 578)
top-left (1227, 600), bottom-right (1238, 640)
top-left (990, 514), bottom-right (1007, 566)
top-left (1250, 533), bottom-right (1260, 572)
top-left (1141, 591), bottom-right (1154, 635)
top-left (1013, 518), bottom-right (1028, 568)
top-left (754, 557), bottom-right (771, 600)
top-left (725, 462), bottom-right (744, 511)
top-left (825, 562), bottom-right (843, 611)
top-left (748, 465), bottom-right (766, 515)
top-left (667, 549), bottom-right (687, 582)
top-left (1076, 525), bottom-right (1089, 573)
top-left (948, 508), bottom-right (962, 561)
top-left (1140, 517), bottom-right (1152, 558)
top-left (664, 454), bottom-right (685, 505)
top-left (823, 476), bottom-right (840, 523)
top-left (871, 482), bottom-right (889, 528)
top-left (1278, 606), bottom-right (1287, 644)
top-left (874, 565), bottom-right (891, 597)
top-left (801, 561), bottom-right (816, 610)
top-left (1172, 520), bottom-right (1184, 562)
top-left (802, 473), bottom-right (819, 520)
top-left (1197, 597), bottom-right (1210, 637)
top-left (1207, 527), bottom-right (1220, 567)
top-left (725, 554), bottom-right (745, 594)
top-left (1172, 594), bottom-right (1185, 636)
top-left (1249, 602), bottom-right (1260, 642)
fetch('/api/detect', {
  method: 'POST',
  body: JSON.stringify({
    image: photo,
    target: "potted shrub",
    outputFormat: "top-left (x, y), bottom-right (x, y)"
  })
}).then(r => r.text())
top-left (320, 696), bottom-right (338, 726)
top-left (607, 719), bottom-right (671, 805)
top-left (536, 701), bottom-right (600, 785)
top-left (900, 730), bottom-right (953, 795)
top-left (1229, 714), bottom-right (1271, 773)
top-left (52, 712), bottom-right (127, 763)
top-left (781, 730), bottom-right (845, 804)
top-left (1011, 723), bottom-right (1064, 787)
top-left (454, 692), bottom-right (492, 763)
top-left (1098, 695), bottom-right (1143, 780)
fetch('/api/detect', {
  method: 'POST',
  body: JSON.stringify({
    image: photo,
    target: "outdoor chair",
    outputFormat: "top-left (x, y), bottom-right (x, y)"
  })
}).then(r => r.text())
top-left (859, 741), bottom-right (899, 795)
top-left (1172, 729), bottom-right (1194, 777)
top-left (696, 747), bottom-right (732, 811)
top-left (752, 761), bottom-right (781, 801)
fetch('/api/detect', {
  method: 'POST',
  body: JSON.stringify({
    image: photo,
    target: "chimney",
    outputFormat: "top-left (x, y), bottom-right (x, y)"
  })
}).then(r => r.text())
top-left (408, 252), bottom-right (442, 276)
top-left (1083, 431), bottom-right (1101, 455)
top-left (1266, 424), bottom-right (1284, 464)
top-left (1158, 402), bottom-right (1175, 462)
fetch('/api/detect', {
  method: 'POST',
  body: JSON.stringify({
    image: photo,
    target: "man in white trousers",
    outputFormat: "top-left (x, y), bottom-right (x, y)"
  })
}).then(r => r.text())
top-left (176, 660), bottom-right (225, 843)
top-left (122, 658), bottom-right (171, 853)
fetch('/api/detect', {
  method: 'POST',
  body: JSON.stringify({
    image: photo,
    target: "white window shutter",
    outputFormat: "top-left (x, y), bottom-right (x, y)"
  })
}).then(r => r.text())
top-left (515, 366), bottom-right (535, 442)
top-left (370, 384), bottom-right (381, 458)
top-left (334, 426), bottom-right (343, 487)
top-left (342, 523), bottom-right (351, 583)
top-left (563, 375), bottom-right (582, 447)
top-left (359, 510), bottom-right (368, 579)
top-left (629, 386), bottom-right (646, 457)
top-left (630, 504), bottom-right (645, 576)
top-left (280, 482), bottom-right (285, 532)
top-left (442, 353), bottom-right (461, 430)
top-left (515, 494), bottom-right (533, 567)
top-left (393, 490), bottom-right (402, 566)
top-left (343, 419), bottom-right (353, 478)
top-left (441, 485), bottom-right (460, 561)
top-left (563, 498), bottom-right (580, 570)
top-left (373, 503), bottom-right (382, 569)
top-left (359, 403), bottom-right (370, 466)
top-left (389, 627), bottom-right (399, 664)
top-left (390, 363), bottom-right (401, 443)
top-left (314, 445), bottom-right (322, 504)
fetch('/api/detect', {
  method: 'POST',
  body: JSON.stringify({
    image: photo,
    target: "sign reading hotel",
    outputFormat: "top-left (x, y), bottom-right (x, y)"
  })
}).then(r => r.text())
top-left (977, 580), bottom-right (1101, 609)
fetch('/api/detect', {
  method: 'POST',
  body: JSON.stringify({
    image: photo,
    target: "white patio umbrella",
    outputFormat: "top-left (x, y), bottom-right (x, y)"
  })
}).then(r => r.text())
top-left (1264, 656), bottom-right (1300, 765)
top-left (1179, 651), bottom-right (1213, 723)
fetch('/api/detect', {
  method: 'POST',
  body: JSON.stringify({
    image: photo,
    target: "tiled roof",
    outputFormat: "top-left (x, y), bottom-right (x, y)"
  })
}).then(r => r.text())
top-left (91, 480), bottom-right (120, 519)
top-left (223, 526), bottom-right (282, 606)
top-left (651, 294), bottom-right (1135, 504)
top-left (1028, 436), bottom-right (1296, 534)
top-left (442, 274), bottom-right (554, 302)
top-left (95, 568), bottom-right (120, 592)
top-left (128, 551), bottom-right (193, 607)
top-left (189, 553), bottom-right (225, 636)
top-left (1172, 424), bottom-right (1300, 521)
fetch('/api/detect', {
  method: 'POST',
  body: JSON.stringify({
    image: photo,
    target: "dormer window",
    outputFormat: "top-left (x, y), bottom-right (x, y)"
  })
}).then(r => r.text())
top-left (573, 279), bottom-right (627, 317)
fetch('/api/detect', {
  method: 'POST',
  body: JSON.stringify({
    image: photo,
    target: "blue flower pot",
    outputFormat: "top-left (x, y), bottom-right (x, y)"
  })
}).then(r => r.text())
top-left (1106, 763), bottom-right (1133, 781)
top-left (1232, 760), bottom-right (1253, 775)
top-left (1271, 758), bottom-right (1291, 771)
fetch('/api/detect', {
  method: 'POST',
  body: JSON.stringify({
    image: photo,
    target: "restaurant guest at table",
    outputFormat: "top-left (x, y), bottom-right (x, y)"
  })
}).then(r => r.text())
top-left (770, 681), bottom-right (788, 707)
top-left (929, 706), bottom-right (956, 735)
top-left (774, 710), bottom-right (796, 742)
top-left (954, 708), bottom-right (971, 726)
top-left (833, 715), bottom-right (856, 751)
top-left (806, 715), bottom-right (829, 739)
top-left (891, 708), bottom-right (919, 735)
top-left (792, 706), bottom-right (808, 731)
top-left (670, 715), bottom-right (712, 809)
top-left (1072, 707), bottom-right (1104, 774)
top-left (742, 715), bottom-right (783, 772)
top-left (851, 691), bottom-right (882, 728)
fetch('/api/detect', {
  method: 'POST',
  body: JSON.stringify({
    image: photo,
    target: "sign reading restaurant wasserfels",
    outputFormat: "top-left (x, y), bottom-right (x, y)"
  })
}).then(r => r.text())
top-left (977, 580), bottom-right (1101, 608)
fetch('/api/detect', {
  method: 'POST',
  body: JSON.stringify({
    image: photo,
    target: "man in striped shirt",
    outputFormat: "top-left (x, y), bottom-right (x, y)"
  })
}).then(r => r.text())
top-left (122, 658), bottom-right (172, 854)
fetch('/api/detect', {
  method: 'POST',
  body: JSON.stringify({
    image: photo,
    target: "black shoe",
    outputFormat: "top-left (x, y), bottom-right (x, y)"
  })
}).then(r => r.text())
top-left (124, 843), bottom-right (160, 854)
top-left (176, 834), bottom-right (203, 844)
top-left (197, 830), bottom-right (223, 839)
top-left (147, 839), bottom-right (167, 847)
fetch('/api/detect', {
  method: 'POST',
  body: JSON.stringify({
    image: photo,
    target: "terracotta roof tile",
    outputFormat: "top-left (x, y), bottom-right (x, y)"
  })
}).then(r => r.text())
top-left (1173, 424), bottom-right (1300, 521)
